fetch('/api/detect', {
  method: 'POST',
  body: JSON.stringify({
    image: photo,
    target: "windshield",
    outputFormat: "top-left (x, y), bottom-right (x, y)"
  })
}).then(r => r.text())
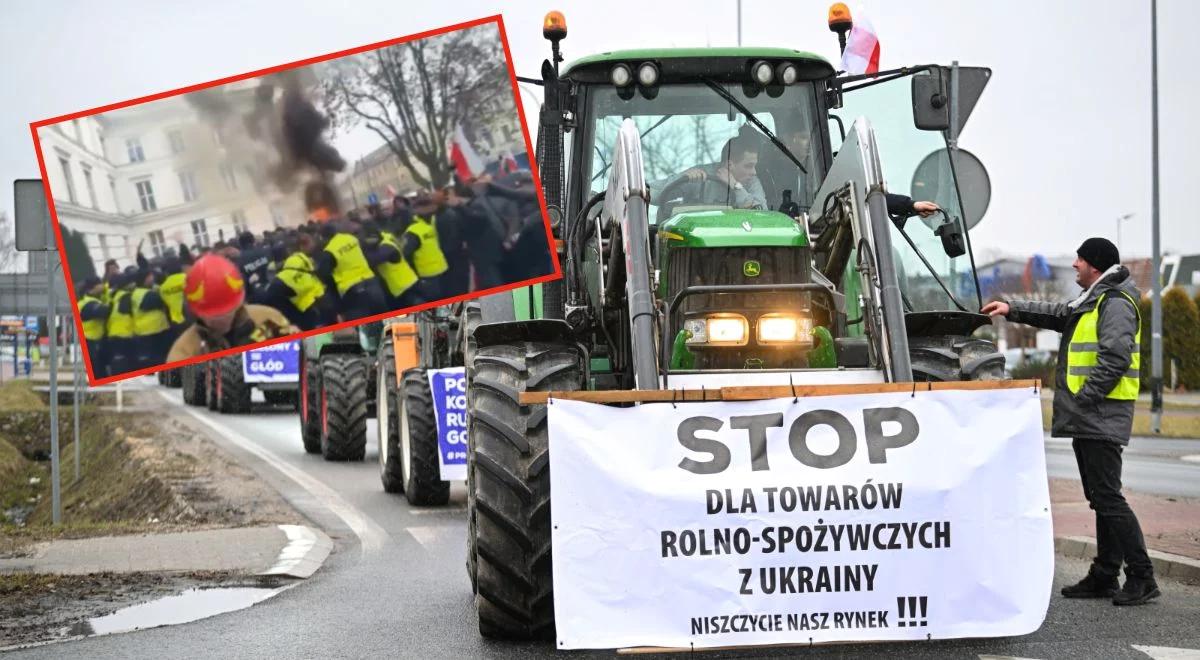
top-left (834, 69), bottom-right (981, 312)
top-left (586, 83), bottom-right (826, 221)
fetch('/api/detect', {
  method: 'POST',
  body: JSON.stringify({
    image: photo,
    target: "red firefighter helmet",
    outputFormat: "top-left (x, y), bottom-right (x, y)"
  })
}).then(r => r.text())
top-left (184, 254), bottom-right (246, 318)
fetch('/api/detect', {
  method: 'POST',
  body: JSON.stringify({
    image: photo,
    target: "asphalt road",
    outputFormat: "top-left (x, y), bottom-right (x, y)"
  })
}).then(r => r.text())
top-left (1044, 436), bottom-right (1200, 498)
top-left (8, 384), bottom-right (1200, 660)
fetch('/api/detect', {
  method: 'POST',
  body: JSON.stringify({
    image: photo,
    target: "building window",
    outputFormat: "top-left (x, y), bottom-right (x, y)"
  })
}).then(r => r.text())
top-left (178, 171), bottom-right (199, 202)
top-left (58, 156), bottom-right (78, 204)
top-left (231, 209), bottom-right (249, 234)
top-left (148, 230), bottom-right (166, 258)
top-left (108, 176), bottom-right (119, 213)
top-left (213, 129), bottom-right (223, 146)
top-left (135, 179), bottom-right (156, 212)
top-left (99, 234), bottom-right (111, 260)
top-left (168, 130), bottom-right (186, 154)
top-left (126, 137), bottom-right (145, 163)
top-left (269, 202), bottom-right (286, 228)
top-left (219, 164), bottom-right (238, 191)
top-left (81, 164), bottom-right (98, 209)
top-left (72, 120), bottom-right (83, 142)
top-left (191, 219), bottom-right (210, 248)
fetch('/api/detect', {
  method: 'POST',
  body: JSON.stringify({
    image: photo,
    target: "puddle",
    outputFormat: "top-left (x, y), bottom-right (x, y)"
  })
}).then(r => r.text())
top-left (69, 584), bottom-right (293, 637)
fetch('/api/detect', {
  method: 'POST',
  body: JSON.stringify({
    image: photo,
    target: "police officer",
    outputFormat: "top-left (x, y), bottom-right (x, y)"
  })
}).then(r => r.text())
top-left (365, 218), bottom-right (422, 310)
top-left (131, 269), bottom-right (173, 369)
top-left (315, 219), bottom-right (387, 321)
top-left (405, 191), bottom-right (449, 300)
top-left (158, 256), bottom-right (189, 331)
top-left (263, 233), bottom-right (331, 330)
top-left (168, 254), bottom-right (295, 361)
top-left (983, 237), bottom-right (1157, 606)
top-left (76, 277), bottom-right (109, 377)
top-left (236, 231), bottom-right (273, 303)
top-left (105, 271), bottom-right (137, 376)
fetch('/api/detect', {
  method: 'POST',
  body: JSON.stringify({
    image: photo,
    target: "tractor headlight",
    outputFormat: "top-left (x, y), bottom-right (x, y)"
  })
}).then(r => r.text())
top-left (637, 62), bottom-right (660, 87)
top-left (757, 313), bottom-right (814, 345)
top-left (776, 62), bottom-right (799, 85)
top-left (610, 64), bottom-right (633, 87)
top-left (751, 60), bottom-right (774, 85)
top-left (685, 314), bottom-right (749, 346)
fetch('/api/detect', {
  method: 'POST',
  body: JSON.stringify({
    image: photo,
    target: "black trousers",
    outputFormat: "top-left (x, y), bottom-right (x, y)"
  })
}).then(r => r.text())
top-left (339, 280), bottom-right (388, 322)
top-left (1072, 438), bottom-right (1154, 579)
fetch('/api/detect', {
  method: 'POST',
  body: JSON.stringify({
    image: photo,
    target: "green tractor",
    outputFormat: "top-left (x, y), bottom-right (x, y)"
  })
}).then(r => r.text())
top-left (459, 11), bottom-right (1003, 640)
top-left (298, 322), bottom-right (383, 461)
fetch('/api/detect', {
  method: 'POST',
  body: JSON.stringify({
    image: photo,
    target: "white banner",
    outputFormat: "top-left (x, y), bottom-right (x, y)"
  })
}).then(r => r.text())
top-left (549, 388), bottom-right (1052, 650)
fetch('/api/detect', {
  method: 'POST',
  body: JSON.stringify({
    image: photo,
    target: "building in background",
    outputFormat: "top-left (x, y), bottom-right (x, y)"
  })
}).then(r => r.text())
top-left (337, 142), bottom-right (422, 213)
top-left (36, 79), bottom-right (314, 274)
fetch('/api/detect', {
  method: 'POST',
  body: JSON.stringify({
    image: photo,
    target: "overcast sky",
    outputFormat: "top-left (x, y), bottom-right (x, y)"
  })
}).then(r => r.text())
top-left (2, 0), bottom-right (1196, 268)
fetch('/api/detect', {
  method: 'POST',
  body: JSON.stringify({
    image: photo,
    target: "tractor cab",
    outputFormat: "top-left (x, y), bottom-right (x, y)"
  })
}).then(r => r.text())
top-left (526, 7), bottom-right (999, 390)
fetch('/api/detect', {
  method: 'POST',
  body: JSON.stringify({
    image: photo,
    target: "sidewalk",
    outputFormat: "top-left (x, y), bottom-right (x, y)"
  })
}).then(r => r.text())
top-left (1050, 477), bottom-right (1200, 581)
top-left (0, 525), bottom-right (331, 579)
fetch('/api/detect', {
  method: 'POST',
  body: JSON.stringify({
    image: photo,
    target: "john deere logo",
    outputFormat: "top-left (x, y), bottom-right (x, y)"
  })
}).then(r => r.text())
top-left (744, 260), bottom-right (761, 277)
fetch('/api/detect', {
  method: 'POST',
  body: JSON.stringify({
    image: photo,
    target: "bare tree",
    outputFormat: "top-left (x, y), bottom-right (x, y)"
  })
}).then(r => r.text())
top-left (0, 212), bottom-right (24, 273)
top-left (323, 25), bottom-right (509, 189)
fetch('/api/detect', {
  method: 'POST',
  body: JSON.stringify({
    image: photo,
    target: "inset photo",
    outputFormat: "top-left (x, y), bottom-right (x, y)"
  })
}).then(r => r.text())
top-left (31, 16), bottom-right (556, 385)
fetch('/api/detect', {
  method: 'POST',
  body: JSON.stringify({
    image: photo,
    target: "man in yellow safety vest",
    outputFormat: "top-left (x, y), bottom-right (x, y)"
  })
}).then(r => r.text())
top-left (983, 237), bottom-right (1156, 606)
top-left (104, 270), bottom-right (137, 377)
top-left (75, 277), bottom-right (109, 377)
top-left (131, 269), bottom-right (173, 369)
top-left (315, 219), bottom-right (388, 322)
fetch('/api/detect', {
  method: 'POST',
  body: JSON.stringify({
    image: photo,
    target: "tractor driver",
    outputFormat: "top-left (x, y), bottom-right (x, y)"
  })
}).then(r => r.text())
top-left (660, 135), bottom-right (768, 210)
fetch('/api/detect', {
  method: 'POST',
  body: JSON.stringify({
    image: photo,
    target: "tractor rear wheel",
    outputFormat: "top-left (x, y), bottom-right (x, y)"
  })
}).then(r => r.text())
top-left (469, 341), bottom-right (583, 640)
top-left (400, 369), bottom-right (449, 506)
top-left (377, 338), bottom-right (404, 493)
top-left (182, 364), bottom-right (205, 406)
top-left (461, 302), bottom-right (482, 592)
top-left (205, 362), bottom-right (219, 411)
top-left (320, 354), bottom-right (368, 461)
top-left (218, 356), bottom-right (252, 414)
top-left (299, 356), bottom-right (322, 454)
top-left (909, 335), bottom-right (1007, 382)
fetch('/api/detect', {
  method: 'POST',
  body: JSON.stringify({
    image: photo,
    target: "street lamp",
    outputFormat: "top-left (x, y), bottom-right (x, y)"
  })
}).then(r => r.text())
top-left (1116, 212), bottom-right (1134, 255)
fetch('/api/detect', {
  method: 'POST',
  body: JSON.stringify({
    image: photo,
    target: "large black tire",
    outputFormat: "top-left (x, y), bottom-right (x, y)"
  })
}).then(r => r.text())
top-left (461, 302), bottom-right (482, 592)
top-left (218, 356), bottom-right (252, 414)
top-left (164, 368), bottom-right (182, 388)
top-left (299, 356), bottom-right (322, 454)
top-left (469, 342), bottom-right (583, 640)
top-left (182, 364), bottom-right (206, 406)
top-left (205, 362), bottom-right (219, 411)
top-left (400, 369), bottom-right (449, 506)
top-left (909, 335), bottom-right (1007, 382)
top-left (320, 354), bottom-right (369, 461)
top-left (377, 338), bottom-right (404, 493)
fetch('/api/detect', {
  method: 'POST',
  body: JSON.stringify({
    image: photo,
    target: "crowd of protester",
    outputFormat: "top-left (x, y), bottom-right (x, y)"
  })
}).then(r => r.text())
top-left (75, 171), bottom-right (552, 378)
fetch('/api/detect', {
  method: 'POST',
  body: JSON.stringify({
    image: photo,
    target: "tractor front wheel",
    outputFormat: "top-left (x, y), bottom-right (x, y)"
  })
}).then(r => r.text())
top-left (319, 354), bottom-right (368, 461)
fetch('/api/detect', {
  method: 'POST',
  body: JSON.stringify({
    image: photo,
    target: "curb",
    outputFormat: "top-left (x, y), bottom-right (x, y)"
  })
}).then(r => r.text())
top-left (261, 524), bottom-right (333, 579)
top-left (1055, 535), bottom-right (1200, 582)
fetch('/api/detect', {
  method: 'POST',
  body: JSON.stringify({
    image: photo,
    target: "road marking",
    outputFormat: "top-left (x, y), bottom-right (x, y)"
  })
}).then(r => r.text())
top-left (979, 655), bottom-right (1044, 660)
top-left (1181, 455), bottom-right (1200, 464)
top-left (263, 524), bottom-right (333, 578)
top-left (406, 525), bottom-right (454, 552)
top-left (1133, 645), bottom-right (1200, 660)
top-left (160, 390), bottom-right (388, 556)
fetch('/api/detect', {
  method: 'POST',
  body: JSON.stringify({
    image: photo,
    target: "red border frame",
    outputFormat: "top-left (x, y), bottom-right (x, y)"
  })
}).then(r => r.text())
top-left (29, 14), bottom-right (562, 387)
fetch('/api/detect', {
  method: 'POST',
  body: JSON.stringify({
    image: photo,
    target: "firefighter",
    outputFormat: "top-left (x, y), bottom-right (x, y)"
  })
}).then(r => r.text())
top-left (167, 254), bottom-right (295, 362)
top-left (131, 269), bottom-right (173, 369)
top-left (104, 271), bottom-right (137, 376)
top-left (315, 218), bottom-right (387, 321)
top-left (75, 277), bottom-right (109, 377)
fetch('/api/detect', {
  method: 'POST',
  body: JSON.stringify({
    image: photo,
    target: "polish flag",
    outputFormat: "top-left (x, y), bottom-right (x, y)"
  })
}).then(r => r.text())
top-left (840, 12), bottom-right (880, 75)
top-left (449, 125), bottom-right (484, 180)
top-left (501, 150), bottom-right (519, 175)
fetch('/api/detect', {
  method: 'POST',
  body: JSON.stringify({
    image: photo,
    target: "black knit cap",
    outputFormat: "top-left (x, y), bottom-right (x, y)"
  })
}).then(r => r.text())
top-left (1077, 237), bottom-right (1120, 273)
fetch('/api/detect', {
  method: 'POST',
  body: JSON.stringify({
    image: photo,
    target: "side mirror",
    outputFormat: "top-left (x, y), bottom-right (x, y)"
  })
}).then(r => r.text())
top-left (911, 66), bottom-right (992, 133)
top-left (934, 215), bottom-right (967, 258)
top-left (912, 72), bottom-right (949, 130)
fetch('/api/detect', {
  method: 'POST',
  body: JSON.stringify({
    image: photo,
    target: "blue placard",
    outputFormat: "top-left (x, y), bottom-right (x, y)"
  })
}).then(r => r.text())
top-left (428, 367), bottom-right (467, 481)
top-left (241, 341), bottom-right (300, 383)
top-left (24, 316), bottom-right (38, 332)
top-left (367, 192), bottom-right (379, 206)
